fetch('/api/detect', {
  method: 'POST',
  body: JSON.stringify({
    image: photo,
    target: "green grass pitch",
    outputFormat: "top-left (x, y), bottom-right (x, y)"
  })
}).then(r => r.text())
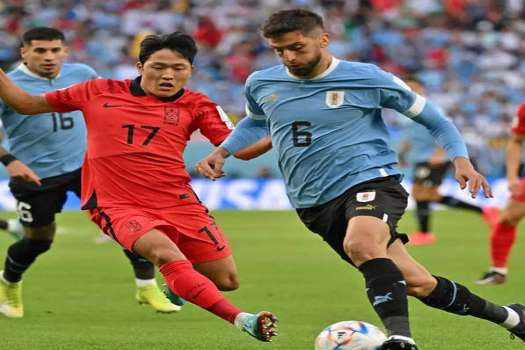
top-left (0, 209), bottom-right (523, 349)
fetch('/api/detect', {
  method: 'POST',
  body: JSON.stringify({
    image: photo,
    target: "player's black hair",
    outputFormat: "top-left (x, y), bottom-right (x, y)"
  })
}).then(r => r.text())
top-left (262, 9), bottom-right (324, 38)
top-left (22, 27), bottom-right (65, 45)
top-left (139, 32), bottom-right (197, 65)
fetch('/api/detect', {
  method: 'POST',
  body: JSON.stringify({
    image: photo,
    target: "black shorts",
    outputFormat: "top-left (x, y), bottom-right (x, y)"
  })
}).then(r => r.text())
top-left (413, 161), bottom-right (451, 187)
top-left (296, 176), bottom-right (409, 265)
top-left (9, 169), bottom-right (81, 227)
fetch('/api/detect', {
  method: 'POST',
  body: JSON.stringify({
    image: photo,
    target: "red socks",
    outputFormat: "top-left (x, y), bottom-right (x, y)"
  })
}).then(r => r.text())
top-left (490, 223), bottom-right (517, 268)
top-left (160, 259), bottom-right (241, 323)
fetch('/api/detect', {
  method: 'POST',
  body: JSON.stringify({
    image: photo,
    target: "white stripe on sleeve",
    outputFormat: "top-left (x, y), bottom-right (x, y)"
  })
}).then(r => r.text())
top-left (404, 94), bottom-right (426, 118)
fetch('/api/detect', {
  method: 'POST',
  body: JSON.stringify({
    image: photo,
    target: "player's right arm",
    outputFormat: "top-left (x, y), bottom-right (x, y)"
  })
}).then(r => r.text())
top-left (0, 68), bottom-right (52, 114)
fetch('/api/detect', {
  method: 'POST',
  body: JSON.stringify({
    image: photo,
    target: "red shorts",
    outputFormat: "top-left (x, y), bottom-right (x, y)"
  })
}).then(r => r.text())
top-left (511, 178), bottom-right (525, 202)
top-left (89, 193), bottom-right (231, 264)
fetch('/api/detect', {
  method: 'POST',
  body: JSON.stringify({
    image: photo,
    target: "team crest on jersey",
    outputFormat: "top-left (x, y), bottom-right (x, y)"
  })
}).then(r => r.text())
top-left (325, 91), bottom-right (345, 108)
top-left (164, 106), bottom-right (179, 124)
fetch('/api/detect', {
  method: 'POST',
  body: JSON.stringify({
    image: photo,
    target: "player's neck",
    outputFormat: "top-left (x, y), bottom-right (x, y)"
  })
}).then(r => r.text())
top-left (296, 55), bottom-right (333, 80)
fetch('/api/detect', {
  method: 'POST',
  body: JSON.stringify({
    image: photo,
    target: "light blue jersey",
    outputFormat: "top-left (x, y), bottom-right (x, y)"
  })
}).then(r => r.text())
top-left (402, 122), bottom-right (437, 163)
top-left (0, 63), bottom-right (97, 179)
top-left (223, 58), bottom-right (468, 208)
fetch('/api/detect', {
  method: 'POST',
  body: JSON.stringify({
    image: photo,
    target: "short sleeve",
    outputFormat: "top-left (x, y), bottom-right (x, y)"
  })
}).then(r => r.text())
top-left (512, 103), bottom-right (525, 135)
top-left (371, 67), bottom-right (422, 116)
top-left (196, 96), bottom-right (233, 146)
top-left (244, 74), bottom-right (267, 120)
top-left (45, 80), bottom-right (94, 113)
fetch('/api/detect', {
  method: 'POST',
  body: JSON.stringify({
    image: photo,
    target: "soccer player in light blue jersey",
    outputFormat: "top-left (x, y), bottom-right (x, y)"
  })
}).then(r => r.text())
top-left (398, 78), bottom-right (498, 245)
top-left (0, 27), bottom-right (178, 317)
top-left (197, 9), bottom-right (525, 349)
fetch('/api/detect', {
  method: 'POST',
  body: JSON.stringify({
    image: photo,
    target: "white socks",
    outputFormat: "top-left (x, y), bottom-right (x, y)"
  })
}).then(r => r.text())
top-left (135, 278), bottom-right (157, 287)
top-left (501, 306), bottom-right (520, 329)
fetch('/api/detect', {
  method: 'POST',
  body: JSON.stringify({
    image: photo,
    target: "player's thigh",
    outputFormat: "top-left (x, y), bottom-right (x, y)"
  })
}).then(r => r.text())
top-left (344, 177), bottom-right (410, 255)
top-left (387, 240), bottom-right (435, 297)
top-left (132, 228), bottom-right (186, 265)
top-left (10, 184), bottom-right (68, 240)
top-left (193, 255), bottom-right (239, 291)
top-left (500, 200), bottom-right (525, 224)
top-left (344, 216), bottom-right (391, 260)
top-left (164, 203), bottom-right (233, 264)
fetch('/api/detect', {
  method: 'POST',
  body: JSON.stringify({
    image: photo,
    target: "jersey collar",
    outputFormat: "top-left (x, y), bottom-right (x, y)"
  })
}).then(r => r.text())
top-left (130, 76), bottom-right (185, 102)
top-left (286, 57), bottom-right (340, 81)
top-left (16, 63), bottom-right (61, 80)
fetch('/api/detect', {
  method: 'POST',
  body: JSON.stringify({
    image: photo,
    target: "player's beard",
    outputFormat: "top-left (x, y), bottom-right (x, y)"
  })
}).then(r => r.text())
top-left (286, 53), bottom-right (322, 78)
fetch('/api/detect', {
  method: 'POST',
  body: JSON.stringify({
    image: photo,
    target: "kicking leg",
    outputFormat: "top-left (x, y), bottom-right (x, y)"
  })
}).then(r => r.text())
top-left (133, 229), bottom-right (277, 342)
top-left (387, 240), bottom-right (525, 341)
top-left (344, 216), bottom-right (415, 348)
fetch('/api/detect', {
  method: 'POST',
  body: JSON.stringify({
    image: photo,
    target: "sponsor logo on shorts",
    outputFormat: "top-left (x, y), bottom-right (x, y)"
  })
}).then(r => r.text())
top-left (356, 191), bottom-right (376, 202)
top-left (355, 204), bottom-right (377, 211)
top-left (125, 219), bottom-right (142, 233)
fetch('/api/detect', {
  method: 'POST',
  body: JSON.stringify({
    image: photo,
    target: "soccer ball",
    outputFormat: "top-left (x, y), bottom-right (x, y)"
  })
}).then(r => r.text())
top-left (314, 320), bottom-right (387, 350)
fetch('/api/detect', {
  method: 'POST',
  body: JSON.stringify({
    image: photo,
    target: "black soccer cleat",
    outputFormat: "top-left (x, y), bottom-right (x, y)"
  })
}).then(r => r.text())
top-left (507, 304), bottom-right (525, 341)
top-left (476, 271), bottom-right (507, 285)
top-left (382, 338), bottom-right (419, 350)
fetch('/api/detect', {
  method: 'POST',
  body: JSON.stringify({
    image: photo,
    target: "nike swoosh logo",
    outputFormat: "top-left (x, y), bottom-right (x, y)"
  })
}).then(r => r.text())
top-left (103, 103), bottom-right (126, 108)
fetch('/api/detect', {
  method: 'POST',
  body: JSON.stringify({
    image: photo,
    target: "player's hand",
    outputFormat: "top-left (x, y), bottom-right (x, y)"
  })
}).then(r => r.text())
top-left (196, 147), bottom-right (230, 180)
top-left (453, 157), bottom-right (492, 198)
top-left (6, 160), bottom-right (41, 186)
top-left (508, 178), bottom-right (522, 197)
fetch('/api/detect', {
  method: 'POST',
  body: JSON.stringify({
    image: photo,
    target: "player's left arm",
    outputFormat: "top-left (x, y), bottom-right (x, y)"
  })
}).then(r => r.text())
top-left (0, 68), bottom-right (52, 114)
top-left (378, 72), bottom-right (492, 198)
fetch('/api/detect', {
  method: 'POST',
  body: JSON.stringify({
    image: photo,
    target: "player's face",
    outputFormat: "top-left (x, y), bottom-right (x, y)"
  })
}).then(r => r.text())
top-left (268, 30), bottom-right (329, 78)
top-left (137, 49), bottom-right (192, 98)
top-left (20, 39), bottom-right (68, 79)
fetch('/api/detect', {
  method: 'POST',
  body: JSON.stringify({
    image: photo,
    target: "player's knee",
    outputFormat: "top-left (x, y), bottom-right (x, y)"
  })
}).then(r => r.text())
top-left (215, 273), bottom-right (240, 291)
top-left (343, 239), bottom-right (380, 266)
top-left (499, 211), bottom-right (521, 225)
top-left (406, 274), bottom-right (437, 298)
top-left (148, 247), bottom-right (181, 266)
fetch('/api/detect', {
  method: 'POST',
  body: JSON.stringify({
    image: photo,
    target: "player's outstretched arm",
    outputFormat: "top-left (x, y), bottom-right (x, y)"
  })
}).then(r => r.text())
top-left (506, 132), bottom-right (525, 196)
top-left (0, 68), bottom-right (52, 115)
top-left (0, 146), bottom-right (41, 186)
top-left (234, 136), bottom-right (272, 160)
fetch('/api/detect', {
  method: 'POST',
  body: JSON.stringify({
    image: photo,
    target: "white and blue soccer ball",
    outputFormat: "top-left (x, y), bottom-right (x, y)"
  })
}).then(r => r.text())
top-left (314, 320), bottom-right (387, 350)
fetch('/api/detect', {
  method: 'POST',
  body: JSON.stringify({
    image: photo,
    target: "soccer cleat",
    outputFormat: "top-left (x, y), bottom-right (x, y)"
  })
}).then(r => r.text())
top-left (408, 231), bottom-right (436, 246)
top-left (381, 336), bottom-right (418, 349)
top-left (163, 285), bottom-right (186, 306)
top-left (237, 311), bottom-right (278, 342)
top-left (6, 219), bottom-right (24, 240)
top-left (0, 272), bottom-right (23, 318)
top-left (476, 271), bottom-right (507, 285)
top-left (506, 304), bottom-right (525, 341)
top-left (136, 284), bottom-right (181, 313)
top-left (481, 207), bottom-right (500, 228)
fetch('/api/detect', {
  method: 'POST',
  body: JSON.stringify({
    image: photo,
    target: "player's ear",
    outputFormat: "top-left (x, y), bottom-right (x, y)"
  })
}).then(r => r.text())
top-left (319, 32), bottom-right (329, 49)
top-left (63, 45), bottom-right (70, 57)
top-left (136, 62), bottom-right (144, 75)
top-left (20, 45), bottom-right (28, 61)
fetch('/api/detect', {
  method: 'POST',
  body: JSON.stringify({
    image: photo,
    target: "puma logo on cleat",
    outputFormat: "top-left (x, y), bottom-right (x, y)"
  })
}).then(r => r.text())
top-left (372, 292), bottom-right (393, 306)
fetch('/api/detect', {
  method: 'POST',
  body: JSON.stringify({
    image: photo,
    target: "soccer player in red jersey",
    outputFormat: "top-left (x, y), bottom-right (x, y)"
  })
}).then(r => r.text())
top-left (477, 102), bottom-right (525, 285)
top-left (0, 32), bottom-right (277, 342)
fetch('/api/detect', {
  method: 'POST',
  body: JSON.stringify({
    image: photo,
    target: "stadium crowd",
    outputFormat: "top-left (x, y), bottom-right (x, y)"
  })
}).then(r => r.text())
top-left (0, 0), bottom-right (524, 177)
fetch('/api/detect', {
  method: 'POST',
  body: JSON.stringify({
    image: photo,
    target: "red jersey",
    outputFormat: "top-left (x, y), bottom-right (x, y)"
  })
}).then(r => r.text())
top-left (512, 103), bottom-right (525, 135)
top-left (45, 77), bottom-right (233, 209)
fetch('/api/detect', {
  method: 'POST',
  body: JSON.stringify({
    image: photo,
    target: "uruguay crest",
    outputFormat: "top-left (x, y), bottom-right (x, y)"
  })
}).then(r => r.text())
top-left (325, 91), bottom-right (345, 108)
